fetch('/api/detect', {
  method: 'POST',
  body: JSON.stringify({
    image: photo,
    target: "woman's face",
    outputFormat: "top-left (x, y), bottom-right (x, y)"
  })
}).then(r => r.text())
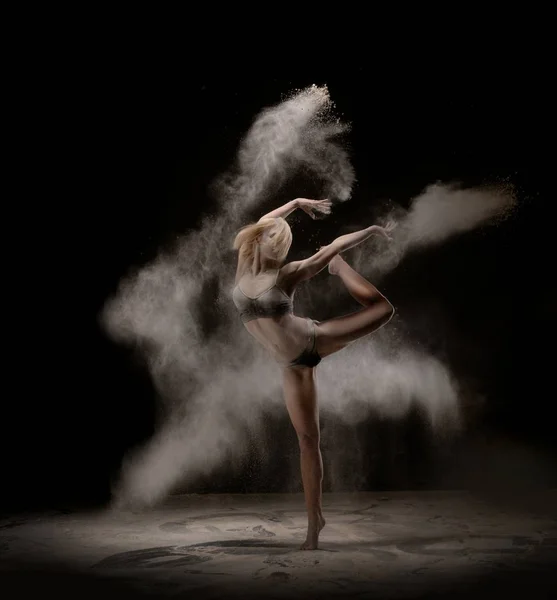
top-left (259, 228), bottom-right (276, 257)
top-left (259, 225), bottom-right (291, 261)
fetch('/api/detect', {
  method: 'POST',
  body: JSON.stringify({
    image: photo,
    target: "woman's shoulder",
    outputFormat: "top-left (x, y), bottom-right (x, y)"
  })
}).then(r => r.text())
top-left (277, 262), bottom-right (299, 294)
top-left (279, 262), bottom-right (297, 278)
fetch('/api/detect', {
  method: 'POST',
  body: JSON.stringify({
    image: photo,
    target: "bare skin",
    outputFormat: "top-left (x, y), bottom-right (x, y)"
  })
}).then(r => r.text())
top-left (235, 199), bottom-right (395, 550)
top-left (284, 255), bottom-right (394, 550)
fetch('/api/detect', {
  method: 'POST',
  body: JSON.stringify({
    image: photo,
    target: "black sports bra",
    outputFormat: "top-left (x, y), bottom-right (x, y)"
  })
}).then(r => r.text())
top-left (232, 270), bottom-right (294, 323)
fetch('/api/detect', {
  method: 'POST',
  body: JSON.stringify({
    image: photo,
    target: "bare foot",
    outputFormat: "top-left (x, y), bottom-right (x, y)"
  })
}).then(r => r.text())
top-left (300, 513), bottom-right (326, 550)
top-left (328, 254), bottom-right (345, 276)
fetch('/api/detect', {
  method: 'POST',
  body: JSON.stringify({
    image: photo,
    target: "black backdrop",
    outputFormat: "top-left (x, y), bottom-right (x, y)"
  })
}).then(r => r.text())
top-left (4, 52), bottom-right (555, 512)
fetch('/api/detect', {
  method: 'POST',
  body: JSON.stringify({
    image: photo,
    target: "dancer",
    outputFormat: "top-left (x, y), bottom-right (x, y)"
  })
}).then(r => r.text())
top-left (232, 198), bottom-right (395, 550)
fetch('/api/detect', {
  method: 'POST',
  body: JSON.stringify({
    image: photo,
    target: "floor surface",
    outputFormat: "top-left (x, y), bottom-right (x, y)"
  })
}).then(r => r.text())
top-left (1, 490), bottom-right (556, 599)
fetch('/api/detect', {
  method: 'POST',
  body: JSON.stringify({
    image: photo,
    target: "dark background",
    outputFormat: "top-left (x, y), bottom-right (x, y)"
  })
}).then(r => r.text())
top-left (5, 50), bottom-right (555, 513)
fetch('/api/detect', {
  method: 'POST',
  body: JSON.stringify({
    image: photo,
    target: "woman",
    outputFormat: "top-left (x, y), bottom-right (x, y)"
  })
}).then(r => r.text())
top-left (232, 197), bottom-right (395, 550)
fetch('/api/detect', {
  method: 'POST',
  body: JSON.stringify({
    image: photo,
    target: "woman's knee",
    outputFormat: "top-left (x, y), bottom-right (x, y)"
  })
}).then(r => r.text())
top-left (370, 296), bottom-right (394, 322)
top-left (359, 297), bottom-right (395, 335)
top-left (297, 431), bottom-right (320, 451)
top-left (382, 298), bottom-right (395, 321)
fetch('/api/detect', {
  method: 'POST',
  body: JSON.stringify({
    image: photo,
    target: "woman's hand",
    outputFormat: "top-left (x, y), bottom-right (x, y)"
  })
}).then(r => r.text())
top-left (297, 198), bottom-right (332, 220)
top-left (370, 221), bottom-right (397, 240)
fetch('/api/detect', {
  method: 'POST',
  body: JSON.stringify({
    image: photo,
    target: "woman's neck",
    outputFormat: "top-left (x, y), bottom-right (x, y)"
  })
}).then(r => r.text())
top-left (251, 262), bottom-right (280, 276)
top-left (251, 243), bottom-right (281, 275)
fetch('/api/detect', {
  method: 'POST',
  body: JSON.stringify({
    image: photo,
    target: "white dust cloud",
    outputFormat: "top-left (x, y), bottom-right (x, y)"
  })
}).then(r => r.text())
top-left (101, 86), bottom-right (513, 508)
top-left (212, 84), bottom-right (355, 211)
top-left (350, 182), bottom-right (517, 277)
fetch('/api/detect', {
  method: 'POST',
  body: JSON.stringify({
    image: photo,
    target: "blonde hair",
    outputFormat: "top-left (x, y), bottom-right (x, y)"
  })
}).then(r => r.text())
top-left (233, 217), bottom-right (292, 268)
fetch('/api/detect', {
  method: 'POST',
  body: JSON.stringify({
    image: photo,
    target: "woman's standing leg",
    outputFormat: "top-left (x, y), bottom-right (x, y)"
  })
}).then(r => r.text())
top-left (282, 366), bottom-right (326, 550)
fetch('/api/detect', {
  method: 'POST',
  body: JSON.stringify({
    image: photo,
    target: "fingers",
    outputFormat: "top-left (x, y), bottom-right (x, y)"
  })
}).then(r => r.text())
top-left (300, 198), bottom-right (332, 218)
top-left (377, 220), bottom-right (397, 234)
top-left (316, 199), bottom-right (332, 215)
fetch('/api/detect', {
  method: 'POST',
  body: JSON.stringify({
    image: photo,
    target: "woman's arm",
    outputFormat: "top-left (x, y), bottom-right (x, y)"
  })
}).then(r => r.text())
top-left (285, 223), bottom-right (395, 284)
top-left (258, 199), bottom-right (300, 221)
top-left (258, 198), bottom-right (332, 222)
top-left (331, 224), bottom-right (393, 253)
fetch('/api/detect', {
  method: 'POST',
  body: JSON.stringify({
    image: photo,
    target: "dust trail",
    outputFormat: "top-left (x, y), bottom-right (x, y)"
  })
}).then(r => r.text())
top-left (349, 182), bottom-right (517, 278)
top-left (101, 86), bottom-right (511, 508)
top-left (212, 84), bottom-right (355, 213)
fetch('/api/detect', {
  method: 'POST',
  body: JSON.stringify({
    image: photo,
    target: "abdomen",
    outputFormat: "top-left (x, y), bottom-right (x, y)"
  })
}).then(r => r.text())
top-left (243, 314), bottom-right (310, 363)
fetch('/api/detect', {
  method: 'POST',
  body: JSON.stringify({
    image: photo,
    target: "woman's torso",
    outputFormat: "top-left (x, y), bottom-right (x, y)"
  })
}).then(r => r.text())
top-left (232, 267), bottom-right (311, 363)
